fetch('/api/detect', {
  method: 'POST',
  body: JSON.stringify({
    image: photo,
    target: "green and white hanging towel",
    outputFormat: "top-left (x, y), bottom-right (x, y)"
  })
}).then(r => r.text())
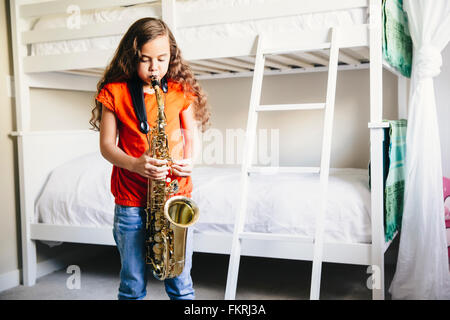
top-left (384, 119), bottom-right (407, 242)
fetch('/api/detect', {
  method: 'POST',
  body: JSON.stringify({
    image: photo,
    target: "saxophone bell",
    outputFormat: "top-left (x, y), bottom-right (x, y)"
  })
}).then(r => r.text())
top-left (164, 195), bottom-right (200, 228)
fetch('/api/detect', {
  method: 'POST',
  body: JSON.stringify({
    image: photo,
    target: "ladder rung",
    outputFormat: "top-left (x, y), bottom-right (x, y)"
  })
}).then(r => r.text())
top-left (247, 166), bottom-right (320, 174)
top-left (256, 103), bottom-right (325, 112)
top-left (368, 122), bottom-right (390, 129)
top-left (238, 232), bottom-right (313, 243)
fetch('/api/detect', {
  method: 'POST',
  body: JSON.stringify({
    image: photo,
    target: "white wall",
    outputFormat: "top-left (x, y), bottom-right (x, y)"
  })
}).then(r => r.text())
top-left (0, 0), bottom-right (19, 278)
top-left (30, 88), bottom-right (95, 131)
top-left (435, 44), bottom-right (450, 178)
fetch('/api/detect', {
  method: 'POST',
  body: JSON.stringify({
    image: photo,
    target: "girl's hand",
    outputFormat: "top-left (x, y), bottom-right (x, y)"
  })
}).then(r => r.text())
top-left (131, 153), bottom-right (169, 180)
top-left (171, 158), bottom-right (193, 177)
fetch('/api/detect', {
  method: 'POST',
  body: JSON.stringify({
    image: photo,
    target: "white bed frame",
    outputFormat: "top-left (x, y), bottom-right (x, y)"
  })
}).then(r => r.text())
top-left (9, 0), bottom-right (408, 300)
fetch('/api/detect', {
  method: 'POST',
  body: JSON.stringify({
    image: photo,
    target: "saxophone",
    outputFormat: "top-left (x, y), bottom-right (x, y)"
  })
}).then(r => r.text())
top-left (145, 76), bottom-right (199, 280)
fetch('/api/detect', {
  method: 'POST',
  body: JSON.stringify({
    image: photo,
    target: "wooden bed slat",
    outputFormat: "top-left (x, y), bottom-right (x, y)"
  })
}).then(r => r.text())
top-left (192, 59), bottom-right (249, 73)
top-left (233, 56), bottom-right (272, 71)
top-left (192, 70), bottom-right (211, 76)
top-left (319, 48), bottom-right (363, 65)
top-left (338, 51), bottom-right (362, 65)
top-left (348, 47), bottom-right (370, 61)
top-left (213, 57), bottom-right (254, 70)
top-left (271, 54), bottom-right (314, 69)
top-left (291, 51), bottom-right (330, 66)
top-left (263, 57), bottom-right (291, 70)
top-left (189, 62), bottom-right (228, 74)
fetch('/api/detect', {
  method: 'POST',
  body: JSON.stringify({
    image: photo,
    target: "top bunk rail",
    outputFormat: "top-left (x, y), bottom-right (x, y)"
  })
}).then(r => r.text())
top-left (176, 0), bottom-right (369, 28)
top-left (19, 0), bottom-right (159, 18)
top-left (19, 0), bottom-right (369, 27)
top-left (10, 0), bottom-right (401, 81)
top-left (19, 0), bottom-right (369, 45)
top-left (20, 0), bottom-right (161, 44)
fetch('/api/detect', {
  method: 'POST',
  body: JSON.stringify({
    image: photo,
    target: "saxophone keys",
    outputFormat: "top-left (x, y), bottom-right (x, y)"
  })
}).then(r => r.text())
top-left (154, 221), bottom-right (163, 231)
top-left (152, 243), bottom-right (163, 255)
top-left (154, 232), bottom-right (163, 242)
top-left (166, 179), bottom-right (179, 194)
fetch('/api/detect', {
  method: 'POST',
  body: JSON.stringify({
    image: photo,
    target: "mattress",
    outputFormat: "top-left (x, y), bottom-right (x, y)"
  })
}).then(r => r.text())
top-left (35, 152), bottom-right (372, 244)
top-left (30, 1), bottom-right (367, 56)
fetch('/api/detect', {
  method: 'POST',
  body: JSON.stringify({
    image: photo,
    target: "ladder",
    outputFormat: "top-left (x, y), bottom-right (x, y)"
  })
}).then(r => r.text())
top-left (224, 27), bottom-right (340, 300)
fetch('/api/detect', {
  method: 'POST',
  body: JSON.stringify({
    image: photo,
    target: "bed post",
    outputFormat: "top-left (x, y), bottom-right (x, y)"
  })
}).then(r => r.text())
top-left (369, 0), bottom-right (385, 300)
top-left (10, 0), bottom-right (37, 286)
top-left (397, 76), bottom-right (408, 119)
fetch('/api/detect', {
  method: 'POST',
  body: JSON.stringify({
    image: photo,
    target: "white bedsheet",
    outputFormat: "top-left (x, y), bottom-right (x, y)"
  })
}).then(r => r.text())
top-left (35, 152), bottom-right (372, 244)
top-left (30, 1), bottom-right (367, 56)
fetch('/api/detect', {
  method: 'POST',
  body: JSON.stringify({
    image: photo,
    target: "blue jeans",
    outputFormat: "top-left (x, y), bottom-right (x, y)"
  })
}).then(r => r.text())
top-left (112, 204), bottom-right (195, 300)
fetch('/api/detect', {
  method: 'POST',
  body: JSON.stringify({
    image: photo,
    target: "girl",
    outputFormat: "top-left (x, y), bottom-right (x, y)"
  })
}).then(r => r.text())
top-left (89, 18), bottom-right (209, 300)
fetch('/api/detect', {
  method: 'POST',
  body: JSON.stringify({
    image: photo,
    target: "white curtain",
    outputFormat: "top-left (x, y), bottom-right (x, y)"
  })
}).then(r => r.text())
top-left (389, 0), bottom-right (450, 299)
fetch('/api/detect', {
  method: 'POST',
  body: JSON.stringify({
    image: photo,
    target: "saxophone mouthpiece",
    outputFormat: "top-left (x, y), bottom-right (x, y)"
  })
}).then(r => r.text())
top-left (150, 76), bottom-right (160, 89)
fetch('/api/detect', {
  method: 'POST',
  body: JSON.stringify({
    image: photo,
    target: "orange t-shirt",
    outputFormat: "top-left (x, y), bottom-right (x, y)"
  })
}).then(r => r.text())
top-left (96, 80), bottom-right (194, 207)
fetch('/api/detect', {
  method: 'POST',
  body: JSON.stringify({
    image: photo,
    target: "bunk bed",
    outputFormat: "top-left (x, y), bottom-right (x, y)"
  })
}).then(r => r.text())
top-left (9, 0), bottom-right (410, 300)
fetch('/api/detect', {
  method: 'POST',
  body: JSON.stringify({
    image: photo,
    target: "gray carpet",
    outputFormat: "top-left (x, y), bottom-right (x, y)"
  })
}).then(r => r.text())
top-left (0, 242), bottom-right (397, 300)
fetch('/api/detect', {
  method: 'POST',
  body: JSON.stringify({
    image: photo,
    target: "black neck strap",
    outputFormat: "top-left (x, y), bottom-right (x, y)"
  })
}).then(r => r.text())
top-left (127, 77), bottom-right (168, 135)
top-left (127, 78), bottom-right (148, 134)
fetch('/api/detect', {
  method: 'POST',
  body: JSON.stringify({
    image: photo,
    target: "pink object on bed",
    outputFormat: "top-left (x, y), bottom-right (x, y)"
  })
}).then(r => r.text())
top-left (445, 177), bottom-right (450, 220)
top-left (444, 177), bottom-right (450, 261)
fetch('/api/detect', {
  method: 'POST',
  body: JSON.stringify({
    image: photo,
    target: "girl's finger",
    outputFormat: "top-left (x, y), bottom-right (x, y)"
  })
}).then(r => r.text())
top-left (173, 159), bottom-right (192, 166)
top-left (147, 165), bottom-right (169, 173)
top-left (155, 165), bottom-right (169, 173)
top-left (149, 173), bottom-right (167, 180)
top-left (143, 170), bottom-right (152, 178)
top-left (145, 168), bottom-right (168, 177)
top-left (149, 158), bottom-right (168, 166)
top-left (172, 167), bottom-right (189, 177)
top-left (172, 164), bottom-right (192, 171)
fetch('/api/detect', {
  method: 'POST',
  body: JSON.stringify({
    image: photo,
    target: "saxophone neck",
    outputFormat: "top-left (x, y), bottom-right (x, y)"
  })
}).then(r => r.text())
top-left (155, 87), bottom-right (165, 111)
top-left (151, 77), bottom-right (165, 107)
top-left (150, 77), bottom-right (167, 130)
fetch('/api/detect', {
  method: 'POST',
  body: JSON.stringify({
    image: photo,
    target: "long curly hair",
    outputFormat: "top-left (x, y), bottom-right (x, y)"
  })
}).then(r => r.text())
top-left (89, 18), bottom-right (210, 131)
